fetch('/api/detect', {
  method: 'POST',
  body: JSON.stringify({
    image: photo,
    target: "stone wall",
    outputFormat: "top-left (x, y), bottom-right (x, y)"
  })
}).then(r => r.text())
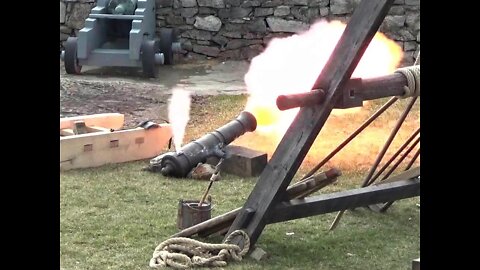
top-left (60, 0), bottom-right (420, 65)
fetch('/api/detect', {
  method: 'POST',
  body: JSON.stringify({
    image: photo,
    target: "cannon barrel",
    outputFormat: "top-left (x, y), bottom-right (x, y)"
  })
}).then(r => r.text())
top-left (158, 111), bottom-right (257, 178)
top-left (107, 0), bottom-right (138, 15)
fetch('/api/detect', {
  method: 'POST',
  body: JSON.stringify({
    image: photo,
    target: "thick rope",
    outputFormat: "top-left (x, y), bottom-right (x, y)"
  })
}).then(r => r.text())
top-left (149, 230), bottom-right (250, 269)
top-left (395, 65), bottom-right (420, 99)
top-left (396, 49), bottom-right (420, 99)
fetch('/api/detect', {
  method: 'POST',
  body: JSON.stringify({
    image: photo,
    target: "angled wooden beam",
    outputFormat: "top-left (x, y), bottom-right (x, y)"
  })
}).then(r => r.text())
top-left (268, 178), bottom-right (420, 224)
top-left (226, 0), bottom-right (396, 246)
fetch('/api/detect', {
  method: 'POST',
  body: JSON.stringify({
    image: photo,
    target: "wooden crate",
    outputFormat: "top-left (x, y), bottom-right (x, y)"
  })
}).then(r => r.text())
top-left (60, 113), bottom-right (172, 170)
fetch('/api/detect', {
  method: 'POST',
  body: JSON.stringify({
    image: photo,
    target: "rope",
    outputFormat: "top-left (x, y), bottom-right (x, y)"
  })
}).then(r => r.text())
top-left (149, 230), bottom-right (250, 269)
top-left (396, 49), bottom-right (420, 99)
top-left (395, 65), bottom-right (420, 99)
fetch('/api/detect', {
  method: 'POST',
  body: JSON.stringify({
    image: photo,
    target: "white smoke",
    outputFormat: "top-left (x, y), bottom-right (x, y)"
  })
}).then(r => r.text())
top-left (168, 87), bottom-right (191, 152)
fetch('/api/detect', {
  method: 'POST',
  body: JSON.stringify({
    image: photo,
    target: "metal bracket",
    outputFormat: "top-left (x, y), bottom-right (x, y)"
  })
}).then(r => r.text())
top-left (334, 78), bottom-right (364, 109)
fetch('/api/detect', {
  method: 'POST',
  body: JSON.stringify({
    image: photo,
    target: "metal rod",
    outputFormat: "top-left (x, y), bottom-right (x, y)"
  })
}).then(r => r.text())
top-left (301, 97), bottom-right (398, 181)
top-left (379, 147), bottom-right (420, 212)
top-left (367, 128), bottom-right (420, 186)
top-left (330, 96), bottom-right (417, 230)
top-left (361, 96), bottom-right (418, 187)
top-left (405, 148), bottom-right (420, 171)
top-left (198, 181), bottom-right (214, 207)
top-left (377, 136), bottom-right (420, 183)
top-left (198, 159), bottom-right (224, 206)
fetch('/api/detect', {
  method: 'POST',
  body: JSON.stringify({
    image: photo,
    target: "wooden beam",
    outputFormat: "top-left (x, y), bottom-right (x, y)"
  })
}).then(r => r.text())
top-left (375, 166), bottom-right (420, 185)
top-left (268, 178), bottom-right (420, 224)
top-left (226, 0), bottom-right (395, 246)
top-left (60, 124), bottom-right (172, 170)
top-left (60, 113), bottom-right (124, 130)
top-left (367, 166), bottom-right (420, 212)
top-left (86, 126), bottom-right (113, 133)
top-left (357, 73), bottom-right (408, 101)
top-left (60, 129), bottom-right (75, 136)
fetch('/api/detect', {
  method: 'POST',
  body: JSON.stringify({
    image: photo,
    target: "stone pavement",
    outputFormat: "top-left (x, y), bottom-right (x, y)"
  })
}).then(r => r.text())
top-left (60, 59), bottom-right (250, 96)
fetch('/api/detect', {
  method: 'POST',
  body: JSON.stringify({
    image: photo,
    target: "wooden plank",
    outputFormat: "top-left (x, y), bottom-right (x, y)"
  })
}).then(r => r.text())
top-left (357, 73), bottom-right (407, 101)
top-left (198, 221), bottom-right (232, 238)
top-left (269, 179), bottom-right (419, 224)
top-left (60, 124), bottom-right (172, 170)
top-left (60, 113), bottom-right (124, 130)
top-left (86, 126), bottom-right (113, 133)
top-left (226, 0), bottom-right (395, 246)
top-left (367, 166), bottom-right (420, 212)
top-left (61, 126), bottom-right (113, 137)
top-left (60, 129), bottom-right (75, 136)
top-left (375, 166), bottom-right (420, 185)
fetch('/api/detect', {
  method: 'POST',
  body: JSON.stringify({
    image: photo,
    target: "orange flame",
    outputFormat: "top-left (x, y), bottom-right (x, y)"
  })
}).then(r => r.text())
top-left (235, 20), bottom-right (411, 171)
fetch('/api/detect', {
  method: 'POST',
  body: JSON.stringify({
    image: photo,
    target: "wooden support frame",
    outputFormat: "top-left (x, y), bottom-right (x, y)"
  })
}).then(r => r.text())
top-left (226, 0), bottom-right (398, 247)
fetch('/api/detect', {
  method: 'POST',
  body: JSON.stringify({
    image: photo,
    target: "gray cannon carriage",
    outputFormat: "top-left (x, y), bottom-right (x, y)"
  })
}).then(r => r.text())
top-left (60, 0), bottom-right (181, 78)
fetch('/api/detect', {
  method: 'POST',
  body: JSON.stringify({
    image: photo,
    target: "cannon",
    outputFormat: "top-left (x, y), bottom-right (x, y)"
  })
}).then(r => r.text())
top-left (151, 111), bottom-right (257, 178)
top-left (60, 0), bottom-right (182, 78)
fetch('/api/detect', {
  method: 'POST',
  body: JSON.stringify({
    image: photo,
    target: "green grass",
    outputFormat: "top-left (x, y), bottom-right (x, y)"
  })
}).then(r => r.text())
top-left (61, 95), bottom-right (420, 270)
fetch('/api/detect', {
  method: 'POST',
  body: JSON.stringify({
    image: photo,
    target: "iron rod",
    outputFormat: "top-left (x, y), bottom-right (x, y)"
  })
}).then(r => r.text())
top-left (405, 148), bottom-right (420, 171)
top-left (301, 97), bottom-right (398, 181)
top-left (361, 96), bottom-right (418, 187)
top-left (368, 128), bottom-right (420, 185)
top-left (379, 147), bottom-right (420, 212)
top-left (330, 96), bottom-right (418, 230)
top-left (377, 136), bottom-right (420, 183)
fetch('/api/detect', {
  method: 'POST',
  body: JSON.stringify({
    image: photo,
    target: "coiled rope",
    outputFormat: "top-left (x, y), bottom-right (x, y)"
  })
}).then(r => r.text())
top-left (395, 51), bottom-right (420, 98)
top-left (149, 230), bottom-right (250, 269)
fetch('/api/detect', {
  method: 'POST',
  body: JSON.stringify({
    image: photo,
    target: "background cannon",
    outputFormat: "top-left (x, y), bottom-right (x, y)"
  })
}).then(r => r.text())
top-left (60, 0), bottom-right (182, 78)
top-left (153, 111), bottom-right (257, 178)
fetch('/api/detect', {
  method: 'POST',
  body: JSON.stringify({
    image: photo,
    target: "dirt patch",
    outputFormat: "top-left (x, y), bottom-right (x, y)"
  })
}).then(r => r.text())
top-left (60, 77), bottom-right (174, 128)
top-left (60, 59), bottom-right (249, 128)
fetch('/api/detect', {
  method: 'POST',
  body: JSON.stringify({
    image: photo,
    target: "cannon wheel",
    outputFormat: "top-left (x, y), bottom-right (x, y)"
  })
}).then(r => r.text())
top-left (160, 28), bottom-right (176, 65)
top-left (64, 37), bottom-right (82, 75)
top-left (141, 39), bottom-right (159, 78)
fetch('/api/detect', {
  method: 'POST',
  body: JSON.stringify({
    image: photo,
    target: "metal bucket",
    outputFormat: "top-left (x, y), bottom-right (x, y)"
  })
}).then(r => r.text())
top-left (177, 199), bottom-right (212, 230)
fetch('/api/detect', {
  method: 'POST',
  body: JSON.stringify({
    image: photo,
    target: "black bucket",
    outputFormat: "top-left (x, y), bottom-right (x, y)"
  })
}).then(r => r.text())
top-left (177, 199), bottom-right (212, 230)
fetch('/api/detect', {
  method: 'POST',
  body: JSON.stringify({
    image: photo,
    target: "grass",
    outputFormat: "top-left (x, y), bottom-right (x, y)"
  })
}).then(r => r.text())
top-left (60, 95), bottom-right (420, 270)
